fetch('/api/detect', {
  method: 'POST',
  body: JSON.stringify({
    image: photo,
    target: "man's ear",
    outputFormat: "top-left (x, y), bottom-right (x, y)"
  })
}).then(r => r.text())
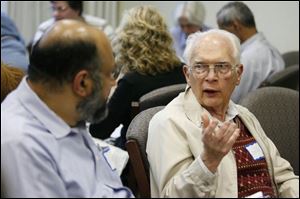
top-left (183, 65), bottom-right (191, 85)
top-left (235, 64), bottom-right (243, 85)
top-left (232, 20), bottom-right (241, 32)
top-left (73, 70), bottom-right (93, 97)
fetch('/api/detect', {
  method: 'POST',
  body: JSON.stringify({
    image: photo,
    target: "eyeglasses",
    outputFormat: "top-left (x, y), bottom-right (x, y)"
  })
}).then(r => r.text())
top-left (180, 23), bottom-right (197, 29)
top-left (190, 63), bottom-right (239, 76)
top-left (51, 6), bottom-right (69, 13)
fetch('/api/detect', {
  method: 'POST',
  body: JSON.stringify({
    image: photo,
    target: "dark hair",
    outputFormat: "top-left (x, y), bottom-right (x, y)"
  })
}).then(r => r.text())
top-left (51, 1), bottom-right (83, 16)
top-left (28, 39), bottom-right (101, 87)
top-left (67, 1), bottom-right (83, 16)
top-left (217, 2), bottom-right (256, 28)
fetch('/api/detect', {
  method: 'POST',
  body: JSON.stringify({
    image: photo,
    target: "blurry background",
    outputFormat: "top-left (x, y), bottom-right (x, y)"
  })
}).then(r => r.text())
top-left (1, 1), bottom-right (299, 54)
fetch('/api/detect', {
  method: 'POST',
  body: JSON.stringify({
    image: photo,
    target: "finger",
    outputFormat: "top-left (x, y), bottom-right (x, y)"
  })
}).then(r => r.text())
top-left (203, 119), bottom-right (218, 137)
top-left (201, 113), bottom-right (210, 128)
top-left (221, 122), bottom-right (238, 142)
top-left (225, 129), bottom-right (240, 149)
top-left (214, 121), bottom-right (230, 139)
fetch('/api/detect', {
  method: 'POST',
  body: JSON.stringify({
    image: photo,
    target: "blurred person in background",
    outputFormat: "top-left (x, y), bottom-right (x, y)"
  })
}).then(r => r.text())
top-left (1, 62), bottom-right (25, 103)
top-left (171, 1), bottom-right (211, 60)
top-left (31, 1), bottom-right (114, 46)
top-left (217, 1), bottom-right (284, 102)
top-left (89, 6), bottom-right (186, 150)
top-left (1, 12), bottom-right (29, 71)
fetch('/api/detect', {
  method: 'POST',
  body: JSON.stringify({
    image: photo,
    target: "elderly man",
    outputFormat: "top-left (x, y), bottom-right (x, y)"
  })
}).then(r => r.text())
top-left (170, 1), bottom-right (210, 60)
top-left (217, 2), bottom-right (284, 102)
top-left (146, 29), bottom-right (298, 198)
top-left (1, 20), bottom-right (133, 197)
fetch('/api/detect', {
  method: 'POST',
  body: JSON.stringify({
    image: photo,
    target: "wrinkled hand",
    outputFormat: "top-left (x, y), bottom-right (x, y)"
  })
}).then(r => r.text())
top-left (200, 114), bottom-right (240, 173)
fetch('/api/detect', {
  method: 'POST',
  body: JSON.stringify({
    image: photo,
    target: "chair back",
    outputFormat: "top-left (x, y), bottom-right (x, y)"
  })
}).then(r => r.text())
top-left (126, 106), bottom-right (165, 198)
top-left (139, 84), bottom-right (186, 112)
top-left (282, 51), bottom-right (299, 67)
top-left (240, 87), bottom-right (299, 175)
top-left (131, 84), bottom-right (186, 119)
top-left (259, 64), bottom-right (299, 91)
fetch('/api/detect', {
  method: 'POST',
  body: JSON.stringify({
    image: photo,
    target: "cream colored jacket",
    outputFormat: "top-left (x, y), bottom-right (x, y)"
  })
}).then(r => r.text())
top-left (146, 87), bottom-right (299, 198)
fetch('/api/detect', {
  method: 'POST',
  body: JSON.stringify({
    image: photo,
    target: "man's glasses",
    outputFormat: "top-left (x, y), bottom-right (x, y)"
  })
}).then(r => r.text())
top-left (51, 6), bottom-right (69, 13)
top-left (190, 63), bottom-right (239, 76)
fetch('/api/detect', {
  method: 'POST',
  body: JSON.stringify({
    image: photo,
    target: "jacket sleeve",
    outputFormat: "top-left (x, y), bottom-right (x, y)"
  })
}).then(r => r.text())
top-left (147, 112), bottom-right (217, 198)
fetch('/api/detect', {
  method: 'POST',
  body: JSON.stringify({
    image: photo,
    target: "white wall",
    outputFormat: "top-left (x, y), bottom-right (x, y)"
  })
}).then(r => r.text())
top-left (1, 1), bottom-right (8, 13)
top-left (4, 1), bottom-right (299, 54)
top-left (119, 1), bottom-right (299, 54)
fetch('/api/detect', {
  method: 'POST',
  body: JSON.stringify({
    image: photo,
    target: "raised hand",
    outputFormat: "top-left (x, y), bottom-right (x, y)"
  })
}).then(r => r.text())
top-left (200, 114), bottom-right (240, 173)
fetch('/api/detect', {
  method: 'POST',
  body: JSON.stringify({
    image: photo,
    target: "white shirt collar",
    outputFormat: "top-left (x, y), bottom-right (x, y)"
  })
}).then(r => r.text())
top-left (183, 86), bottom-right (239, 127)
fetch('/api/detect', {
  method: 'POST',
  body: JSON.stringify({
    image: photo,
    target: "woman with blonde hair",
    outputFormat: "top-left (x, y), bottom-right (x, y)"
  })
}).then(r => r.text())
top-left (90, 6), bottom-right (186, 149)
top-left (1, 62), bottom-right (25, 102)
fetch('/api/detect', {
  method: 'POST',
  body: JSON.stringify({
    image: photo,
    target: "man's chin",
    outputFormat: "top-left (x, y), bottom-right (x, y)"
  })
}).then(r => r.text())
top-left (87, 104), bottom-right (109, 124)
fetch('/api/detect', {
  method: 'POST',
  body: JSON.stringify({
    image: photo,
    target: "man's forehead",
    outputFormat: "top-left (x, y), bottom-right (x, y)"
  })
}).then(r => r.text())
top-left (200, 33), bottom-right (230, 46)
top-left (51, 1), bottom-right (68, 7)
top-left (193, 34), bottom-right (232, 54)
top-left (190, 37), bottom-right (233, 62)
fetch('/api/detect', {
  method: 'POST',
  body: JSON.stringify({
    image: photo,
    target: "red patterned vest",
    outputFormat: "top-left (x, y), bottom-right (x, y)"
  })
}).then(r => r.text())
top-left (232, 117), bottom-right (276, 198)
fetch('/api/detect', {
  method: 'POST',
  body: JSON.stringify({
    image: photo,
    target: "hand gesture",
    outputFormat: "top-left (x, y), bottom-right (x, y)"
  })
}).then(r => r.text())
top-left (200, 114), bottom-right (240, 173)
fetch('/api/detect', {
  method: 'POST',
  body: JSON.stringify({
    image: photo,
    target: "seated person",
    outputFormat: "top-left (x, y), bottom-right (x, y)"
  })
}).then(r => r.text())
top-left (1, 12), bottom-right (29, 71)
top-left (170, 1), bottom-right (210, 60)
top-left (217, 2), bottom-right (284, 102)
top-left (146, 29), bottom-right (299, 198)
top-left (1, 20), bottom-right (133, 198)
top-left (32, 1), bottom-right (114, 45)
top-left (1, 62), bottom-right (25, 102)
top-left (89, 6), bottom-right (186, 150)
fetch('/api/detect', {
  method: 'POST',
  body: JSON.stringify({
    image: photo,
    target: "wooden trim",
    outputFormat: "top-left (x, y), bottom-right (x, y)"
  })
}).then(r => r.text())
top-left (126, 139), bottom-right (151, 198)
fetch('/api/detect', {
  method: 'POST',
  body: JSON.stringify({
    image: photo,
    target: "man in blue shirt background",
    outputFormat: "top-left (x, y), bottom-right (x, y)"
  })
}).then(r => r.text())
top-left (1, 12), bottom-right (29, 71)
top-left (1, 19), bottom-right (133, 198)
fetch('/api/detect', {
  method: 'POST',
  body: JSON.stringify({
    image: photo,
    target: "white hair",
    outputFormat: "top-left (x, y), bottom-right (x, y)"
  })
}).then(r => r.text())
top-left (183, 29), bottom-right (241, 66)
top-left (174, 1), bottom-right (206, 26)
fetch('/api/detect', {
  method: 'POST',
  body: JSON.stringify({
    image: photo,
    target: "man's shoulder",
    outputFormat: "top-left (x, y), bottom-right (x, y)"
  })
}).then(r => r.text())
top-left (235, 104), bottom-right (258, 121)
top-left (1, 96), bottom-right (54, 147)
top-left (37, 18), bottom-right (55, 31)
top-left (150, 94), bottom-right (185, 123)
top-left (243, 33), bottom-right (277, 55)
top-left (83, 14), bottom-right (108, 27)
top-left (83, 15), bottom-right (114, 38)
top-left (33, 18), bottom-right (54, 44)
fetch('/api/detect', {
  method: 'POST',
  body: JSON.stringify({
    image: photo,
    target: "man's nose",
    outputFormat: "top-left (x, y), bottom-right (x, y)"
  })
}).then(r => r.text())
top-left (205, 67), bottom-right (218, 80)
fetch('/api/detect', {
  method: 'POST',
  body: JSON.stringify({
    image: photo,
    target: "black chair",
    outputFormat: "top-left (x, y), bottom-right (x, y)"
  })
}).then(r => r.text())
top-left (259, 64), bottom-right (299, 91)
top-left (240, 87), bottom-right (299, 175)
top-left (131, 83), bottom-right (186, 118)
top-left (282, 51), bottom-right (299, 67)
top-left (126, 106), bottom-right (165, 198)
